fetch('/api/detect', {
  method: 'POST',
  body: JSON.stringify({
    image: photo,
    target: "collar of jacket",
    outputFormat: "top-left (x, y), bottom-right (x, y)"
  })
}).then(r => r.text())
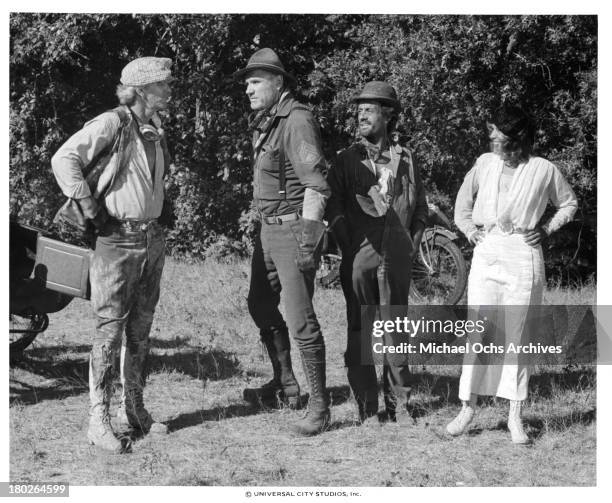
top-left (248, 91), bottom-right (294, 131)
top-left (273, 91), bottom-right (296, 118)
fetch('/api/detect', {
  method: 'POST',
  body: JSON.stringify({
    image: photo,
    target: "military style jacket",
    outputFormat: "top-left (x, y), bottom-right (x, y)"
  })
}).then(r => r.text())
top-left (251, 93), bottom-right (330, 217)
top-left (326, 140), bottom-right (428, 258)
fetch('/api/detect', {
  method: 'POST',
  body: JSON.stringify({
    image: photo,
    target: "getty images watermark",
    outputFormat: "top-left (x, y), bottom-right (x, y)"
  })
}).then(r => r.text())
top-left (371, 315), bottom-right (563, 355)
top-left (359, 305), bottom-right (604, 366)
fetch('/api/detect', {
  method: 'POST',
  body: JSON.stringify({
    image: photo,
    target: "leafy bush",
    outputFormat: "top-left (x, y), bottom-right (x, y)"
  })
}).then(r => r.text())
top-left (9, 14), bottom-right (596, 283)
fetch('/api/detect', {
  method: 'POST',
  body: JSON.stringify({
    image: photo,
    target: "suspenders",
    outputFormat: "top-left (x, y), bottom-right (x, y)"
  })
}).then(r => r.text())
top-left (253, 103), bottom-right (310, 201)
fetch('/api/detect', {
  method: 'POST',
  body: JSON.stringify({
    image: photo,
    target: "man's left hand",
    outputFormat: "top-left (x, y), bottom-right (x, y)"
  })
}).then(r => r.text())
top-left (296, 218), bottom-right (326, 273)
top-left (523, 226), bottom-right (547, 246)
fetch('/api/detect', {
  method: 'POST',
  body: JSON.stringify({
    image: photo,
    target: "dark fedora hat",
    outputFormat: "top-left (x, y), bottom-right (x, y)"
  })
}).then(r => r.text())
top-left (233, 48), bottom-right (295, 83)
top-left (351, 81), bottom-right (401, 111)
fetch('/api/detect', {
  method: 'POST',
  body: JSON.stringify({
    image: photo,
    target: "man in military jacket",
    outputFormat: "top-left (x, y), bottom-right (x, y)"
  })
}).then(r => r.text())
top-left (235, 48), bottom-right (331, 435)
top-left (326, 81), bottom-right (428, 424)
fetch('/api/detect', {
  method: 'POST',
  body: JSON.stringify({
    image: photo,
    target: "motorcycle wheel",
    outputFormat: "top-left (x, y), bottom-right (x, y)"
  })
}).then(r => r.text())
top-left (9, 311), bottom-right (48, 359)
top-left (411, 234), bottom-right (467, 305)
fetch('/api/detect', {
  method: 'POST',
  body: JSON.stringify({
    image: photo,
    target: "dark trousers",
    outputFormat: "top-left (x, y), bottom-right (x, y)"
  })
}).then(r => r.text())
top-left (342, 240), bottom-right (413, 409)
top-left (247, 219), bottom-right (324, 352)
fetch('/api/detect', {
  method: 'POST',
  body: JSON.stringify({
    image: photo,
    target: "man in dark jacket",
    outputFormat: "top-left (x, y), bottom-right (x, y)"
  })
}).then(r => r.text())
top-left (326, 81), bottom-right (428, 423)
top-left (235, 48), bottom-right (331, 435)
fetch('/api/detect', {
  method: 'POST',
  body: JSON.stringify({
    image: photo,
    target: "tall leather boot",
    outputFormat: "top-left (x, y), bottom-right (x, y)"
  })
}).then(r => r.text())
top-left (347, 365), bottom-right (378, 423)
top-left (87, 343), bottom-right (125, 453)
top-left (243, 327), bottom-right (300, 407)
top-left (291, 345), bottom-right (330, 436)
top-left (116, 337), bottom-right (167, 434)
top-left (382, 366), bottom-right (412, 423)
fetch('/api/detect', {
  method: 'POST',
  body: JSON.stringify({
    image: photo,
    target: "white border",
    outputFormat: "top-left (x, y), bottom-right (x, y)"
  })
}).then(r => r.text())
top-left (2, 2), bottom-right (609, 502)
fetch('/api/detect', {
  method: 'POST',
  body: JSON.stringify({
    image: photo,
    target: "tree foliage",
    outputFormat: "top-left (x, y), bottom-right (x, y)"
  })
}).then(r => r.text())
top-left (9, 14), bottom-right (596, 282)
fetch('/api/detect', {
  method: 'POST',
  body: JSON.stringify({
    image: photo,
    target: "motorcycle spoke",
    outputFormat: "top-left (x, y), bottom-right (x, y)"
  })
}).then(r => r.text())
top-left (411, 238), bottom-right (464, 304)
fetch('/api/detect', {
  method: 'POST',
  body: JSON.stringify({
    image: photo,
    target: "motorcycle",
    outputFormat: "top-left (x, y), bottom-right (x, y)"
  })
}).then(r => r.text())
top-left (316, 202), bottom-right (468, 305)
top-left (9, 219), bottom-right (74, 358)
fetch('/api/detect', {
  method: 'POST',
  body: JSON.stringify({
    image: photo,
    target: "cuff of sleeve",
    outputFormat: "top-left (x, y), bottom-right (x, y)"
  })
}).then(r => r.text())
top-left (68, 181), bottom-right (92, 200)
top-left (302, 188), bottom-right (328, 221)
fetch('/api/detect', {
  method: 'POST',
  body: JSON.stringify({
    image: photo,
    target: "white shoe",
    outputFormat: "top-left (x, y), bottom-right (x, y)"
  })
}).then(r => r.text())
top-left (508, 401), bottom-right (530, 444)
top-left (446, 405), bottom-right (475, 436)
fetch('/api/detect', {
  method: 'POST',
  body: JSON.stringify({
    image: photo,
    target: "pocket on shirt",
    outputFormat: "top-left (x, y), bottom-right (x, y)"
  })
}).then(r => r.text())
top-left (257, 145), bottom-right (281, 196)
top-left (260, 145), bottom-right (280, 170)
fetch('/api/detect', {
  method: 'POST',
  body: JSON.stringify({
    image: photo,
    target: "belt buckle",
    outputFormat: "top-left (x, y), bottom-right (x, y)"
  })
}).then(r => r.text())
top-left (275, 216), bottom-right (283, 225)
top-left (123, 221), bottom-right (137, 232)
top-left (122, 220), bottom-right (150, 232)
top-left (497, 221), bottom-right (514, 235)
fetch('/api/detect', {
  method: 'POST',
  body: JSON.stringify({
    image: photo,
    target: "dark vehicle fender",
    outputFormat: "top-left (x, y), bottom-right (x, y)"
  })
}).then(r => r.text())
top-left (427, 226), bottom-right (458, 242)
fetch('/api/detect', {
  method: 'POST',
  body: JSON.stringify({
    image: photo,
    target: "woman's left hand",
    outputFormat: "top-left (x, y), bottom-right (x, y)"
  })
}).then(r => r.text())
top-left (523, 227), bottom-right (547, 246)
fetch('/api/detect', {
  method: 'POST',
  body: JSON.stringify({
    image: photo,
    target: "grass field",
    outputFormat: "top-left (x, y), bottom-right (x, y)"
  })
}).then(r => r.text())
top-left (9, 258), bottom-right (596, 486)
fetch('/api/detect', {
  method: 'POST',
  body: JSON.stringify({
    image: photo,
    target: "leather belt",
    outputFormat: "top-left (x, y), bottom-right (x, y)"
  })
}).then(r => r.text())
top-left (108, 217), bottom-right (158, 232)
top-left (261, 212), bottom-right (300, 225)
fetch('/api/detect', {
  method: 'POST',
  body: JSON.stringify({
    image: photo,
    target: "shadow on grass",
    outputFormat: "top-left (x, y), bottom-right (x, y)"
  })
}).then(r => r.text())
top-left (149, 336), bottom-right (191, 349)
top-left (465, 408), bottom-right (596, 439)
top-left (10, 344), bottom-right (242, 405)
top-left (526, 408), bottom-right (596, 436)
top-left (411, 372), bottom-right (461, 408)
top-left (165, 403), bottom-right (262, 432)
top-left (10, 347), bottom-right (90, 405)
top-left (9, 378), bottom-right (89, 406)
top-left (528, 367), bottom-right (596, 399)
top-left (148, 348), bottom-right (242, 381)
top-left (165, 399), bottom-right (357, 434)
top-left (165, 384), bottom-right (353, 434)
top-left (410, 366), bottom-right (595, 413)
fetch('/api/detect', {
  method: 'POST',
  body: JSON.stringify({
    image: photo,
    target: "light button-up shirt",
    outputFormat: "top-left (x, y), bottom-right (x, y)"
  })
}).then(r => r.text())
top-left (51, 110), bottom-right (165, 220)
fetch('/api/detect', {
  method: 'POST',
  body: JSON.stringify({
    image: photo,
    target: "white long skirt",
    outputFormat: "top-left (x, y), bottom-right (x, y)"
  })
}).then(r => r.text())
top-left (458, 230), bottom-right (545, 401)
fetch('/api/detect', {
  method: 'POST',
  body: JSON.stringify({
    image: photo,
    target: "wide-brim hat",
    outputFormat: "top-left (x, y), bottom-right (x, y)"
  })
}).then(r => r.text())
top-left (351, 81), bottom-right (401, 111)
top-left (233, 48), bottom-right (295, 83)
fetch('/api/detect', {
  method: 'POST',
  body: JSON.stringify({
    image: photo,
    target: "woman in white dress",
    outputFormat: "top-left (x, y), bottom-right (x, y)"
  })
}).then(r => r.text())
top-left (447, 105), bottom-right (578, 443)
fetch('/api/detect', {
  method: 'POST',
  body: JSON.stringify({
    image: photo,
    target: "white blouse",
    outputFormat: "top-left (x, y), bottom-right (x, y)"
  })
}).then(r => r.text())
top-left (454, 153), bottom-right (578, 240)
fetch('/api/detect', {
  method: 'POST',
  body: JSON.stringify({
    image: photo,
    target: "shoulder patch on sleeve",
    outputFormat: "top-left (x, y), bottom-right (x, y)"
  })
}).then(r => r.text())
top-left (298, 141), bottom-right (321, 165)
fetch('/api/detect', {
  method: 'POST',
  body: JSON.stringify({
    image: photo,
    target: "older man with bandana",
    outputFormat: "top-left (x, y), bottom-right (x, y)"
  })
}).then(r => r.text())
top-left (52, 57), bottom-right (174, 452)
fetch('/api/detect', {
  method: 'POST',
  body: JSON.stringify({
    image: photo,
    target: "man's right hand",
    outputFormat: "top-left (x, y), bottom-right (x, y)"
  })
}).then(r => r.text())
top-left (78, 196), bottom-right (99, 219)
top-left (78, 196), bottom-right (108, 230)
